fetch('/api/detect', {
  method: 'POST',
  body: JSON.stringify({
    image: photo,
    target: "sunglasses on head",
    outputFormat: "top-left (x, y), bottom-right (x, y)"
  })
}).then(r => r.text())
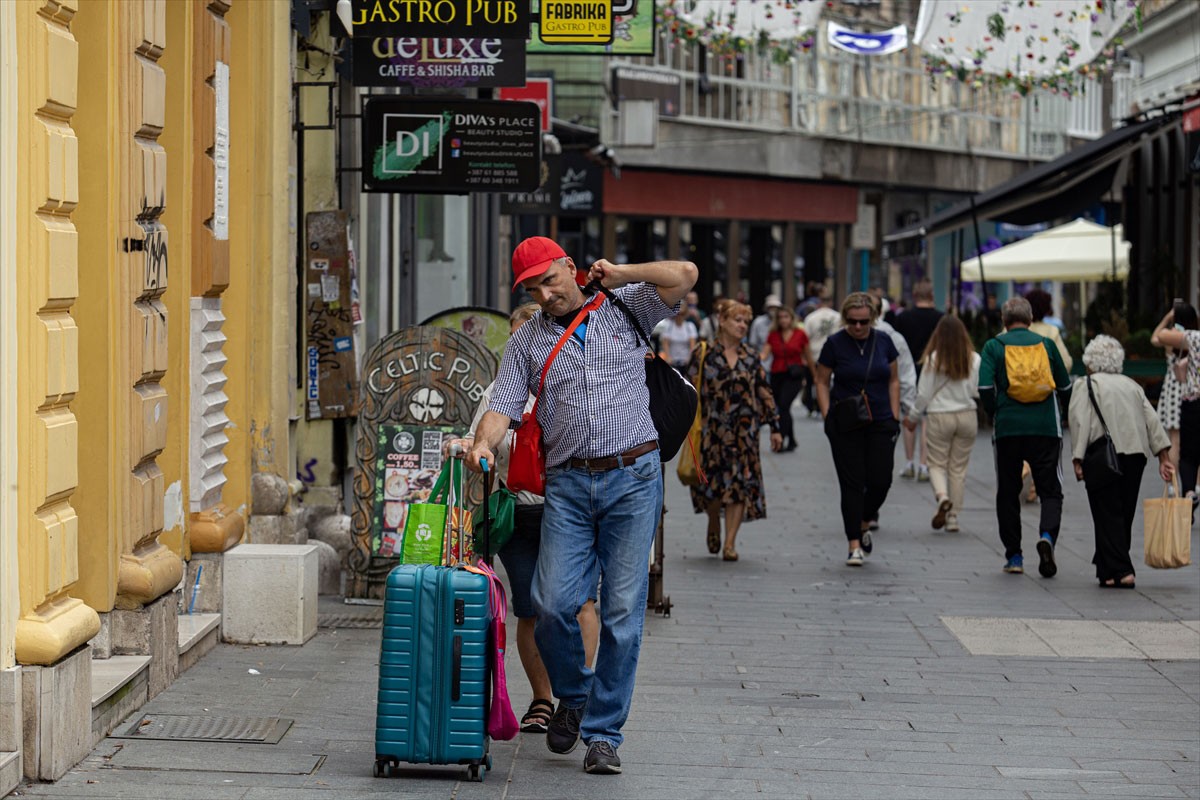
top-left (845, 317), bottom-right (871, 327)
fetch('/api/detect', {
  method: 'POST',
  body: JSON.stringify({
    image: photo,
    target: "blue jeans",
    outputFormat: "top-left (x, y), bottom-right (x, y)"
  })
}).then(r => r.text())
top-left (532, 449), bottom-right (663, 748)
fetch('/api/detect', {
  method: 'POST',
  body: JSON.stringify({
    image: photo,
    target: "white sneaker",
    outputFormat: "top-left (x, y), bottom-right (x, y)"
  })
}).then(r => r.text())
top-left (900, 462), bottom-right (915, 479)
top-left (945, 515), bottom-right (960, 533)
top-left (846, 547), bottom-right (865, 566)
top-left (917, 465), bottom-right (930, 482)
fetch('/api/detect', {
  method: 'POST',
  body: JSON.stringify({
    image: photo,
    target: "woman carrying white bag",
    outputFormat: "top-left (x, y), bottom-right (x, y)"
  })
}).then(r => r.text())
top-left (1068, 336), bottom-right (1174, 589)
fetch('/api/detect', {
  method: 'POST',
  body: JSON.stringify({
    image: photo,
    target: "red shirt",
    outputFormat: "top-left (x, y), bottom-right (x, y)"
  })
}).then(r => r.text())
top-left (766, 328), bottom-right (810, 373)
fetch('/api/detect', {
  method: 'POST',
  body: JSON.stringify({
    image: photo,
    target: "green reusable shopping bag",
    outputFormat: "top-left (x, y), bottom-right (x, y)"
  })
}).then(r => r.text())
top-left (399, 459), bottom-right (456, 565)
top-left (473, 485), bottom-right (516, 558)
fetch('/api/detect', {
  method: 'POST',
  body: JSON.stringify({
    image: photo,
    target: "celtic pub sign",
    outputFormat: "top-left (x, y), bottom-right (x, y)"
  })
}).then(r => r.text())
top-left (352, 326), bottom-right (498, 571)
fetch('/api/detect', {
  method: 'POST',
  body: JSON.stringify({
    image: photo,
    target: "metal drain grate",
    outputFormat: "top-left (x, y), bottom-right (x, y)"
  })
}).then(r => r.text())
top-left (318, 611), bottom-right (382, 629)
top-left (114, 714), bottom-right (293, 744)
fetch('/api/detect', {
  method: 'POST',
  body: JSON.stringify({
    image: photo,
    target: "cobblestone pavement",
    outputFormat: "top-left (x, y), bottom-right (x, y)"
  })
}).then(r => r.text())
top-left (12, 418), bottom-right (1200, 799)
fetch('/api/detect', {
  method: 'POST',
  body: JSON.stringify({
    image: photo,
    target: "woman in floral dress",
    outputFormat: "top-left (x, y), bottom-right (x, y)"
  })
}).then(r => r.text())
top-left (686, 300), bottom-right (783, 561)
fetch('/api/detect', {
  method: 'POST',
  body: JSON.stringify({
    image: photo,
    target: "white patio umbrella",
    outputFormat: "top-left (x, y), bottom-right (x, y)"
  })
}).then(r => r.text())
top-left (960, 218), bottom-right (1129, 282)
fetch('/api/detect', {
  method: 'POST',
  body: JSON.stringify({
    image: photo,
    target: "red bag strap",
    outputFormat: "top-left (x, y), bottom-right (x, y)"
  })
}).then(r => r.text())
top-left (530, 292), bottom-right (606, 417)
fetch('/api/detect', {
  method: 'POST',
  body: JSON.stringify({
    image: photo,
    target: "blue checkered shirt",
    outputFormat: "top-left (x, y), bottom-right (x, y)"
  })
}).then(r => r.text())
top-left (490, 283), bottom-right (680, 468)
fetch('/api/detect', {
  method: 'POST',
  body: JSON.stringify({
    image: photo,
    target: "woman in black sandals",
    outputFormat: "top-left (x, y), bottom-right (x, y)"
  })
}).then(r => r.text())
top-left (1068, 335), bottom-right (1173, 589)
top-left (686, 300), bottom-right (783, 562)
top-left (445, 304), bottom-right (599, 733)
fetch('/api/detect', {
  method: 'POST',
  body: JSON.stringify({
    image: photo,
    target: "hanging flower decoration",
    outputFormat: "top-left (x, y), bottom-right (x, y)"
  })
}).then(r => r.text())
top-left (918, 0), bottom-right (1143, 98)
top-left (658, 0), bottom-right (821, 65)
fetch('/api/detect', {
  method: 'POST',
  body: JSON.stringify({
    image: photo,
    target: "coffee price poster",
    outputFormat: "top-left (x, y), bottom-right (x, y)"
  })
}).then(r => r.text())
top-left (371, 424), bottom-right (460, 557)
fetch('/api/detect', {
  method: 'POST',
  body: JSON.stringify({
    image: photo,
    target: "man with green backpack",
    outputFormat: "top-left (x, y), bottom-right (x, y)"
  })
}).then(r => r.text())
top-left (979, 296), bottom-right (1073, 578)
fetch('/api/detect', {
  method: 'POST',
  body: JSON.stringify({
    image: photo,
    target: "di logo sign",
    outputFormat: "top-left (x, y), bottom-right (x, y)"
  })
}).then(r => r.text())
top-left (539, 0), bottom-right (613, 44)
top-left (362, 97), bottom-right (542, 193)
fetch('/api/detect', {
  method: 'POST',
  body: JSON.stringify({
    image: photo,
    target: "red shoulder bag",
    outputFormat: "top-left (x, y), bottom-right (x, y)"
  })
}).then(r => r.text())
top-left (506, 293), bottom-right (605, 495)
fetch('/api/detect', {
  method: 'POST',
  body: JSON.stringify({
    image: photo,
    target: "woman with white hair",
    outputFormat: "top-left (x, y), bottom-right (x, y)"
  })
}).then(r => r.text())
top-left (1068, 335), bottom-right (1174, 589)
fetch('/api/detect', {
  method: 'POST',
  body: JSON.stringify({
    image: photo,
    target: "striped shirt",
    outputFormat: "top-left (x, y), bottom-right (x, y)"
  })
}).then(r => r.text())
top-left (490, 283), bottom-right (679, 468)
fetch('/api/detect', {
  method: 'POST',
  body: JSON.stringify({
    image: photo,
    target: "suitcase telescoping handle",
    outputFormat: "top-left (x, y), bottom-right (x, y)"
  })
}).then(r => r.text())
top-left (480, 457), bottom-right (492, 568)
top-left (445, 442), bottom-right (468, 566)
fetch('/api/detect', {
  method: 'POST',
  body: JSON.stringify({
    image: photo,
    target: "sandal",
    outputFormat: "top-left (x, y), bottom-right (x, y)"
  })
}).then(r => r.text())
top-left (707, 527), bottom-right (720, 555)
top-left (1099, 575), bottom-right (1136, 590)
top-left (722, 548), bottom-right (738, 562)
top-left (520, 699), bottom-right (554, 733)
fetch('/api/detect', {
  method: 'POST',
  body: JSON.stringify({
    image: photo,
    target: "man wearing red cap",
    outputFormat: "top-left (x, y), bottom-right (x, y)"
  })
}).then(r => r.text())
top-left (466, 236), bottom-right (697, 774)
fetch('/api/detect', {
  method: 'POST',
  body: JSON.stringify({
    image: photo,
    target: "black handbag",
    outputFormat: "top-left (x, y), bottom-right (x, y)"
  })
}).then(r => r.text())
top-left (1081, 374), bottom-right (1122, 487)
top-left (594, 283), bottom-right (699, 461)
top-left (830, 331), bottom-right (876, 433)
top-left (786, 363), bottom-right (805, 379)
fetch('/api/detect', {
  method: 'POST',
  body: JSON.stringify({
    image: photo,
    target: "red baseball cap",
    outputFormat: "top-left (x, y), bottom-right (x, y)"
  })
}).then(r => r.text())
top-left (512, 236), bottom-right (572, 288)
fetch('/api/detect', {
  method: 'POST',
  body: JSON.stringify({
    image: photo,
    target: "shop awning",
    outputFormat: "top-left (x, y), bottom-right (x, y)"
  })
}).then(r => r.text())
top-left (885, 113), bottom-right (1177, 243)
top-left (959, 218), bottom-right (1129, 282)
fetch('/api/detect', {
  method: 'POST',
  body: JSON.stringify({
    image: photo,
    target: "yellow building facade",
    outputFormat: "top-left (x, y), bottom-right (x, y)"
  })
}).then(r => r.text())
top-left (1, 0), bottom-right (295, 785)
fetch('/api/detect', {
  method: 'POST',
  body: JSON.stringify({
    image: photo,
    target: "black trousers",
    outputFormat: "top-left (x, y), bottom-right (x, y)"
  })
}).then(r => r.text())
top-left (825, 417), bottom-right (899, 540)
top-left (770, 372), bottom-right (804, 445)
top-left (994, 435), bottom-right (1064, 559)
top-left (1179, 398), bottom-right (1200, 496)
top-left (1085, 453), bottom-right (1146, 582)
top-left (800, 366), bottom-right (817, 412)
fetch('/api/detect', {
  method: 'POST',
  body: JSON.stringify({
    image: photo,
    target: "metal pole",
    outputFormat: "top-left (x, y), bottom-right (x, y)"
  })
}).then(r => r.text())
top-left (969, 195), bottom-right (990, 336)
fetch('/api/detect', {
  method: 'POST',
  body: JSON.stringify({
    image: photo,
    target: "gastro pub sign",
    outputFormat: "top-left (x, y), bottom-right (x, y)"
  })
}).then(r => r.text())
top-left (350, 0), bottom-right (530, 38)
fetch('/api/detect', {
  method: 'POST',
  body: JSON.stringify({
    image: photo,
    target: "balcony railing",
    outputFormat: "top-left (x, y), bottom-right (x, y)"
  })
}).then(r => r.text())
top-left (609, 32), bottom-right (1077, 161)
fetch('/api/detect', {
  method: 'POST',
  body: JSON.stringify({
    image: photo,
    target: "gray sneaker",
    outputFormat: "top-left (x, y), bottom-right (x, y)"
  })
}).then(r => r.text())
top-left (584, 740), bottom-right (622, 774)
top-left (546, 703), bottom-right (584, 754)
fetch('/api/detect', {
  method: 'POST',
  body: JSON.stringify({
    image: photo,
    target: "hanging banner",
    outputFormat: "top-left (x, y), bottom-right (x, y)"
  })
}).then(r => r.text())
top-left (351, 37), bottom-right (527, 88)
top-left (556, 151), bottom-right (604, 216)
top-left (826, 22), bottom-right (907, 56)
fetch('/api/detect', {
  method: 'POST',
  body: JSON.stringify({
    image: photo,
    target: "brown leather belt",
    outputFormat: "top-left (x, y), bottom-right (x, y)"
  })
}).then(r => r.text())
top-left (568, 441), bottom-right (659, 472)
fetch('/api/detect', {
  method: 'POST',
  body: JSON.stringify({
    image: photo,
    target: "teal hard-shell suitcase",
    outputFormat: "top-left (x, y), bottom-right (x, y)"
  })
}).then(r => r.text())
top-left (373, 563), bottom-right (492, 781)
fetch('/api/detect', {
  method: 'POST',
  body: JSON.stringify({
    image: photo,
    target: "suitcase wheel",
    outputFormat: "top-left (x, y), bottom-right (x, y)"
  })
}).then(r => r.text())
top-left (373, 758), bottom-right (395, 778)
top-left (467, 763), bottom-right (485, 783)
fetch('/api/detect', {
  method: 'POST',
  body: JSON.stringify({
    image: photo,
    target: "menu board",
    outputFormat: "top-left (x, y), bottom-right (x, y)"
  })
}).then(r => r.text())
top-left (370, 424), bottom-right (459, 557)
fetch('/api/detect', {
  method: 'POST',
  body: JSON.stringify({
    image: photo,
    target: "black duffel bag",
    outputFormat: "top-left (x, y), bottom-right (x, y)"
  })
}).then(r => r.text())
top-left (592, 282), bottom-right (699, 461)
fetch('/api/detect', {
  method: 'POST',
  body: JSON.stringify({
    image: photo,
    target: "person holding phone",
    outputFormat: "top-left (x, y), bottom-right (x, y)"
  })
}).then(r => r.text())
top-left (1151, 301), bottom-right (1200, 512)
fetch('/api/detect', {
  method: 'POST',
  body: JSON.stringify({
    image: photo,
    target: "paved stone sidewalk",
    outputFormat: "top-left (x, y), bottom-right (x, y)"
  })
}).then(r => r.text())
top-left (11, 419), bottom-right (1200, 799)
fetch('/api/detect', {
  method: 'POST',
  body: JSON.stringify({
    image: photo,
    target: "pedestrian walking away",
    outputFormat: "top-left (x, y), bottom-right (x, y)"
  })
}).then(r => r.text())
top-left (978, 296), bottom-right (1073, 577)
top-left (1151, 301), bottom-right (1200, 520)
top-left (1022, 289), bottom-right (1075, 504)
top-left (465, 235), bottom-right (697, 775)
top-left (656, 311), bottom-right (698, 370)
top-left (893, 280), bottom-right (944, 483)
top-left (688, 301), bottom-right (783, 562)
top-left (873, 306), bottom-right (918, 488)
top-left (748, 294), bottom-right (783, 367)
top-left (904, 315), bottom-right (979, 533)
top-left (814, 292), bottom-right (901, 567)
top-left (761, 305), bottom-right (812, 453)
top-left (800, 289), bottom-right (842, 416)
top-left (443, 303), bottom-right (600, 736)
top-left (1067, 335), bottom-right (1173, 589)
